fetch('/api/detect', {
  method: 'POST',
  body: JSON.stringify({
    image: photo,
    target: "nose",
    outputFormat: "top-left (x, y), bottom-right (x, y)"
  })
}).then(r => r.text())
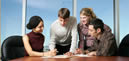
top-left (63, 21), bottom-right (65, 24)
top-left (41, 27), bottom-right (44, 31)
top-left (42, 27), bottom-right (44, 30)
top-left (61, 21), bottom-right (65, 26)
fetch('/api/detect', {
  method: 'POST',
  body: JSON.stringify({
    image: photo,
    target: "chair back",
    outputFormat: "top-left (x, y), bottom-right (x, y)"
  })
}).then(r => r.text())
top-left (118, 34), bottom-right (129, 57)
top-left (1, 35), bottom-right (25, 61)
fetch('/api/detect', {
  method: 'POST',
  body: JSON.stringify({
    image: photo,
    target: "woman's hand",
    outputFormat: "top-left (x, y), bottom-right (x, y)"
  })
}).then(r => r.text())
top-left (84, 50), bottom-right (90, 54)
top-left (74, 48), bottom-right (83, 54)
top-left (44, 49), bottom-right (57, 56)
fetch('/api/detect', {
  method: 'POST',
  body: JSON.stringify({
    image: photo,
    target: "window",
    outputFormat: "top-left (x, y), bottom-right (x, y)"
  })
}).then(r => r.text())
top-left (1, 0), bottom-right (22, 44)
top-left (120, 0), bottom-right (129, 43)
top-left (77, 0), bottom-right (114, 32)
top-left (26, 0), bottom-right (73, 48)
top-left (1, 0), bottom-right (22, 56)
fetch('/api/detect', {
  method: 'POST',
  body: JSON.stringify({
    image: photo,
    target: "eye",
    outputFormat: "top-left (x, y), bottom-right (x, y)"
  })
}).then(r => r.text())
top-left (60, 19), bottom-right (63, 22)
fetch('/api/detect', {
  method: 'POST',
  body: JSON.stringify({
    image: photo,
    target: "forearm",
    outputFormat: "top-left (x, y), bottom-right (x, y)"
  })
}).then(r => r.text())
top-left (70, 18), bottom-right (78, 53)
top-left (70, 30), bottom-right (77, 52)
top-left (70, 40), bottom-right (77, 53)
top-left (28, 51), bottom-right (43, 56)
top-left (49, 40), bottom-right (56, 51)
top-left (49, 26), bottom-right (56, 51)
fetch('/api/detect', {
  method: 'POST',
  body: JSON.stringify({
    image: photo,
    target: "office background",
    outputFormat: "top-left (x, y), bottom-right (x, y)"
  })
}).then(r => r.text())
top-left (1, 0), bottom-right (129, 51)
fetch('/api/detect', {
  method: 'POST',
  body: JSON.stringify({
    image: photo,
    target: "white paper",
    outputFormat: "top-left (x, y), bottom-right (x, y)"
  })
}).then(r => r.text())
top-left (42, 54), bottom-right (92, 58)
top-left (74, 54), bottom-right (92, 57)
top-left (42, 55), bottom-right (71, 58)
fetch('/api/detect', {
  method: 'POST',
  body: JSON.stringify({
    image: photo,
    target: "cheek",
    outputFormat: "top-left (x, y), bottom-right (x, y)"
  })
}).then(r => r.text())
top-left (91, 32), bottom-right (94, 35)
top-left (36, 28), bottom-right (41, 31)
top-left (60, 21), bottom-right (63, 24)
top-left (89, 31), bottom-right (93, 36)
top-left (91, 32), bottom-right (95, 36)
top-left (35, 28), bottom-right (39, 31)
top-left (93, 32), bottom-right (97, 37)
top-left (42, 27), bottom-right (44, 30)
top-left (80, 18), bottom-right (83, 22)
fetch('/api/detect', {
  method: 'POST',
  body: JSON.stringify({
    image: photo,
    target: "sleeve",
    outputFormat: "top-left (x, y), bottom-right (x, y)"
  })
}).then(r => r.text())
top-left (96, 33), bottom-right (116, 56)
top-left (87, 39), bottom-right (98, 52)
top-left (69, 17), bottom-right (78, 53)
top-left (49, 25), bottom-right (56, 51)
top-left (77, 24), bottom-right (84, 48)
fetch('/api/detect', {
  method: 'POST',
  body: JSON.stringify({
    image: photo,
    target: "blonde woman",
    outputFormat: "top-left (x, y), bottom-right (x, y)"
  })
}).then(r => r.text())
top-left (75, 8), bottom-right (111, 54)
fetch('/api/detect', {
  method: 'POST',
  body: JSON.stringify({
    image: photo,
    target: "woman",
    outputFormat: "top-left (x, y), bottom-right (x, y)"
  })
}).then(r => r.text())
top-left (75, 8), bottom-right (111, 54)
top-left (23, 16), bottom-right (56, 56)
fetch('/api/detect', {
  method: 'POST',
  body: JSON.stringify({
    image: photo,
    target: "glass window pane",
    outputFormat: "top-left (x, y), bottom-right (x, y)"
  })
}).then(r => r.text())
top-left (26, 0), bottom-right (73, 47)
top-left (120, 0), bottom-right (129, 42)
top-left (1, 0), bottom-right (22, 44)
top-left (77, 0), bottom-right (113, 32)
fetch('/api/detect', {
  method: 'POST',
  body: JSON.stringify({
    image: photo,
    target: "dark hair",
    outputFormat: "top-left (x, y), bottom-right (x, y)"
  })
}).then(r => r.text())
top-left (58, 8), bottom-right (70, 19)
top-left (27, 16), bottom-right (43, 29)
top-left (89, 18), bottom-right (104, 32)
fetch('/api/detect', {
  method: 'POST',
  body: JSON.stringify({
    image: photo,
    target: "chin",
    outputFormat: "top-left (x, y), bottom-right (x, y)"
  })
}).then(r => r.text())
top-left (90, 35), bottom-right (94, 37)
top-left (61, 24), bottom-right (65, 26)
top-left (82, 22), bottom-right (87, 25)
top-left (39, 31), bottom-right (43, 33)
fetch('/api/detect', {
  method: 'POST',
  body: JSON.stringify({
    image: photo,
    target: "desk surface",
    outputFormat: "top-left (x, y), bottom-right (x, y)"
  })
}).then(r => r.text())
top-left (10, 56), bottom-right (129, 61)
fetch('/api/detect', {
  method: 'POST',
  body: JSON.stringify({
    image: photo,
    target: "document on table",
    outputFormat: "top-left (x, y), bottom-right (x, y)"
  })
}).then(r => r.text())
top-left (74, 54), bottom-right (92, 57)
top-left (42, 54), bottom-right (92, 58)
top-left (42, 55), bottom-right (71, 58)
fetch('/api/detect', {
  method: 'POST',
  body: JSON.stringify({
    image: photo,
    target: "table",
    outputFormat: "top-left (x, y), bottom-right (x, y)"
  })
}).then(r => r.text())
top-left (10, 56), bottom-right (129, 61)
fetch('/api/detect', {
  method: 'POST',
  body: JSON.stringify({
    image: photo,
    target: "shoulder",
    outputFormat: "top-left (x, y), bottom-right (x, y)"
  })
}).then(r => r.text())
top-left (50, 20), bottom-right (58, 31)
top-left (102, 31), bottom-right (115, 41)
top-left (69, 16), bottom-right (77, 21)
top-left (50, 20), bottom-right (59, 33)
top-left (69, 16), bottom-right (77, 25)
top-left (51, 19), bottom-right (58, 28)
top-left (104, 24), bottom-right (110, 29)
top-left (23, 35), bottom-right (28, 39)
top-left (22, 34), bottom-right (29, 42)
top-left (42, 34), bottom-right (45, 38)
top-left (104, 24), bottom-right (112, 32)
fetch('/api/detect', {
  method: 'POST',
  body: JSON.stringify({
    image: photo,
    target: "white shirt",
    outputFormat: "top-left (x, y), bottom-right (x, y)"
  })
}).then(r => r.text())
top-left (49, 16), bottom-right (78, 53)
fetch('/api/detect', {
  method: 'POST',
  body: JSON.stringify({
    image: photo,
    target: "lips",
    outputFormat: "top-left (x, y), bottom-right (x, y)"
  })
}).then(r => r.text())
top-left (83, 21), bottom-right (86, 23)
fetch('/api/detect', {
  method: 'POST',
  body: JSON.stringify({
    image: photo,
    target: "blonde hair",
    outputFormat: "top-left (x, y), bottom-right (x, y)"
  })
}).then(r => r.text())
top-left (80, 8), bottom-right (96, 20)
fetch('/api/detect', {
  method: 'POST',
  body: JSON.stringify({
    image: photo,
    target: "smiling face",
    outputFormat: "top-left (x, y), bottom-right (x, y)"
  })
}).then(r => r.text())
top-left (80, 14), bottom-right (91, 25)
top-left (88, 25), bottom-right (97, 37)
top-left (59, 17), bottom-right (69, 26)
top-left (33, 21), bottom-right (44, 33)
top-left (88, 25), bottom-right (101, 38)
